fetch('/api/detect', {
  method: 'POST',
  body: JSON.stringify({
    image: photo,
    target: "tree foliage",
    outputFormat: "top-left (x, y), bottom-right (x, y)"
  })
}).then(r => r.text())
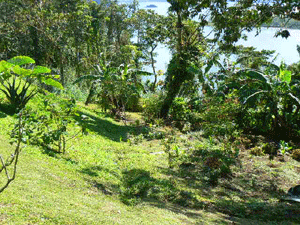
top-left (158, 0), bottom-right (300, 118)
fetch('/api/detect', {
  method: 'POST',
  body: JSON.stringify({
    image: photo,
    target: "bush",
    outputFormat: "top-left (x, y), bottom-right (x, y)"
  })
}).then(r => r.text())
top-left (62, 84), bottom-right (88, 102)
top-left (262, 142), bottom-right (277, 155)
top-left (249, 146), bottom-right (264, 156)
top-left (19, 95), bottom-right (85, 153)
top-left (188, 139), bottom-right (239, 186)
top-left (234, 64), bottom-right (300, 138)
top-left (292, 149), bottom-right (300, 161)
top-left (198, 94), bottom-right (241, 137)
top-left (142, 92), bottom-right (165, 123)
top-left (169, 97), bottom-right (191, 121)
top-left (121, 169), bottom-right (153, 204)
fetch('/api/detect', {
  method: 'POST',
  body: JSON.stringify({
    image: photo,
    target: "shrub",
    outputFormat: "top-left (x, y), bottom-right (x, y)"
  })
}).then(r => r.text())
top-left (292, 149), bottom-right (300, 161)
top-left (142, 92), bottom-right (165, 123)
top-left (74, 63), bottom-right (144, 116)
top-left (261, 142), bottom-right (277, 155)
top-left (198, 94), bottom-right (241, 137)
top-left (20, 95), bottom-right (85, 153)
top-left (62, 84), bottom-right (88, 102)
top-left (249, 146), bottom-right (264, 156)
top-left (234, 64), bottom-right (300, 138)
top-left (188, 139), bottom-right (239, 186)
top-left (169, 97), bottom-right (191, 122)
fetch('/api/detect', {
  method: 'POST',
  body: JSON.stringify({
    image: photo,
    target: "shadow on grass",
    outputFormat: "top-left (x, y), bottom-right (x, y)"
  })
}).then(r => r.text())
top-left (80, 165), bottom-right (121, 179)
top-left (74, 110), bottom-right (135, 142)
top-left (80, 163), bottom-right (300, 223)
top-left (0, 102), bottom-right (17, 116)
top-left (79, 165), bottom-right (205, 207)
top-left (0, 110), bottom-right (7, 118)
top-left (79, 165), bottom-right (121, 195)
top-left (40, 147), bottom-right (79, 166)
top-left (213, 199), bottom-right (300, 224)
top-left (158, 160), bottom-right (300, 224)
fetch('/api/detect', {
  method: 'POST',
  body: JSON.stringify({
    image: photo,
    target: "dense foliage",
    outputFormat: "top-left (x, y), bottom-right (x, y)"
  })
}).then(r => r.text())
top-left (1, 2), bottom-right (300, 219)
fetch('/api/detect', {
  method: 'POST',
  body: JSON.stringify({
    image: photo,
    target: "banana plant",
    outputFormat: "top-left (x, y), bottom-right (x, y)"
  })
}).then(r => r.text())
top-left (0, 56), bottom-right (63, 112)
top-left (235, 63), bottom-right (300, 134)
top-left (74, 62), bottom-right (151, 116)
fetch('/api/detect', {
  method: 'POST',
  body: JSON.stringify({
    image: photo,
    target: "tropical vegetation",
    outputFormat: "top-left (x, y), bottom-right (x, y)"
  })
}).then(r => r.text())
top-left (1, 0), bottom-right (300, 224)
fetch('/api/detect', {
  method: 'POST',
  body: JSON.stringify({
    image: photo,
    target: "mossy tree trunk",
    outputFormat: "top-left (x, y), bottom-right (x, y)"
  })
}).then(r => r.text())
top-left (160, 9), bottom-right (184, 119)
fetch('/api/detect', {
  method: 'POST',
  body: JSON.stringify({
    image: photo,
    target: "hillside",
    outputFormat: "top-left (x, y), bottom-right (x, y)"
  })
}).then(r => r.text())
top-left (1, 93), bottom-right (300, 224)
top-left (264, 17), bottom-right (300, 29)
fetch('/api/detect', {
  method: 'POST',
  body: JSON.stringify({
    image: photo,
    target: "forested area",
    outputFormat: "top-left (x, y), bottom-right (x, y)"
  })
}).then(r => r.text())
top-left (1, 0), bottom-right (300, 224)
top-left (266, 17), bottom-right (300, 29)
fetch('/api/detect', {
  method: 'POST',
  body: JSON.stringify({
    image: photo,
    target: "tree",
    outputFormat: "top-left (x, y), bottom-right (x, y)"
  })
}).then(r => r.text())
top-left (160, 0), bottom-right (211, 118)
top-left (0, 0), bottom-right (94, 87)
top-left (0, 112), bottom-right (24, 193)
top-left (159, 0), bottom-right (300, 118)
top-left (132, 9), bottom-right (168, 91)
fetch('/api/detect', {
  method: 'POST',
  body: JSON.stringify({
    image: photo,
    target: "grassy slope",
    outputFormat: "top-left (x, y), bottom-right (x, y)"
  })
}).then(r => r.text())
top-left (0, 101), bottom-right (221, 224)
top-left (1, 96), bottom-right (300, 224)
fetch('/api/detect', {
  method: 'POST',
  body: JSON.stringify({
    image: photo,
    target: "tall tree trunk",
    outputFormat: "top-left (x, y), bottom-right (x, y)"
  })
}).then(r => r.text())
top-left (160, 76), bottom-right (183, 118)
top-left (160, 10), bottom-right (183, 118)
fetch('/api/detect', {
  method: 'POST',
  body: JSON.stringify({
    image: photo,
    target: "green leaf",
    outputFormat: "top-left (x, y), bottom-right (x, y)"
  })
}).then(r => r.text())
top-left (73, 75), bottom-right (103, 84)
top-left (123, 64), bottom-right (128, 76)
top-left (8, 56), bottom-right (35, 66)
top-left (246, 70), bottom-right (268, 83)
top-left (242, 90), bottom-right (268, 105)
top-left (0, 60), bottom-right (13, 73)
top-left (188, 65), bottom-right (204, 82)
top-left (279, 69), bottom-right (292, 84)
top-left (33, 66), bottom-right (51, 75)
top-left (12, 65), bottom-right (32, 76)
top-left (204, 59), bottom-right (214, 75)
top-left (134, 70), bottom-right (153, 76)
top-left (43, 78), bottom-right (64, 90)
top-left (51, 75), bottom-right (60, 79)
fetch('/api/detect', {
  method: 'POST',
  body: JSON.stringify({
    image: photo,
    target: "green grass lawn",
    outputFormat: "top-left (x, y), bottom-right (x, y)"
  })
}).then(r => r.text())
top-left (0, 101), bottom-right (203, 224)
top-left (1, 95), bottom-right (300, 224)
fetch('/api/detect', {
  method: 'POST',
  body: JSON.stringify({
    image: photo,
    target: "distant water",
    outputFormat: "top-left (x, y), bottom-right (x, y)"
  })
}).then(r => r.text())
top-left (136, 1), bottom-right (300, 74)
top-left (96, 1), bottom-right (300, 74)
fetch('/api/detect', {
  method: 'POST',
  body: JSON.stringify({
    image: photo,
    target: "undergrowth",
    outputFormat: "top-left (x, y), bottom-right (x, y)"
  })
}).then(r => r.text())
top-left (0, 91), bottom-right (300, 224)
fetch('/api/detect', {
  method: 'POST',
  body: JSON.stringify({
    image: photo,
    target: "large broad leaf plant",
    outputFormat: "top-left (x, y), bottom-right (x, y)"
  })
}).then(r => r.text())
top-left (0, 56), bottom-right (63, 112)
top-left (234, 63), bottom-right (300, 136)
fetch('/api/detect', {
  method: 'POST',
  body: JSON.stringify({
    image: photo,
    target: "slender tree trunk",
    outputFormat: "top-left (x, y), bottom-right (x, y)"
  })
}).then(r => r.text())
top-left (176, 11), bottom-right (182, 57)
top-left (150, 46), bottom-right (157, 92)
top-left (60, 64), bottom-right (65, 87)
top-left (107, 8), bottom-right (114, 46)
